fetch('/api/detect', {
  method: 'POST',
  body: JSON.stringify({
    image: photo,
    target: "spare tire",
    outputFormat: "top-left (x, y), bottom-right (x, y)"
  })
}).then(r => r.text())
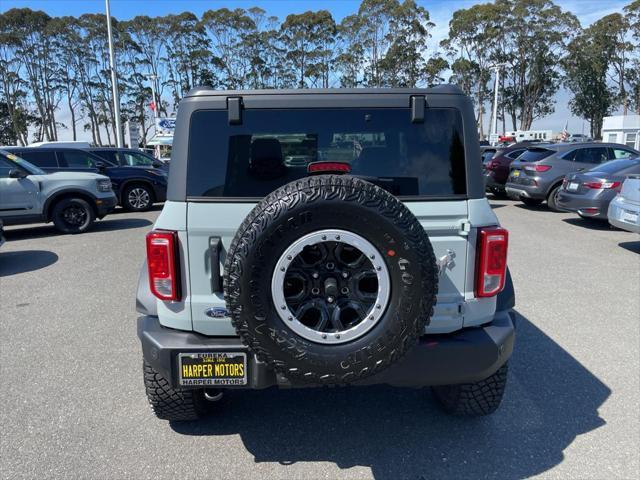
top-left (224, 175), bottom-right (438, 384)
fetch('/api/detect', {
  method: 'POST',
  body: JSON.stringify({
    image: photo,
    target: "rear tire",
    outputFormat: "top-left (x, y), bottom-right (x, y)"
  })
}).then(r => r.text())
top-left (51, 197), bottom-right (95, 234)
top-left (143, 360), bottom-right (208, 421)
top-left (520, 197), bottom-right (543, 207)
top-left (431, 363), bottom-right (509, 416)
top-left (546, 185), bottom-right (562, 212)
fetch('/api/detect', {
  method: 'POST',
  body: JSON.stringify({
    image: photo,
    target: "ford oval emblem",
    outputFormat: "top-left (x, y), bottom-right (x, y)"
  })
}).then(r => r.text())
top-left (205, 307), bottom-right (229, 318)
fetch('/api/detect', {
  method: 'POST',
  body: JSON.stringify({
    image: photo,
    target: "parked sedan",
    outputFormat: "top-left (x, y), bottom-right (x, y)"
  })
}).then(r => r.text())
top-left (505, 143), bottom-right (639, 211)
top-left (608, 175), bottom-right (640, 233)
top-left (556, 158), bottom-right (640, 220)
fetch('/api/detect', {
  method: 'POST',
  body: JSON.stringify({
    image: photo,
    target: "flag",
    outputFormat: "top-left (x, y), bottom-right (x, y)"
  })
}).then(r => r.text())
top-left (561, 120), bottom-right (569, 141)
top-left (149, 101), bottom-right (156, 112)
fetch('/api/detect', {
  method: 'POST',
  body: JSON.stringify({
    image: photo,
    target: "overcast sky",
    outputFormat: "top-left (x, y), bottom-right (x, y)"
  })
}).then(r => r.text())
top-left (1, 0), bottom-right (630, 141)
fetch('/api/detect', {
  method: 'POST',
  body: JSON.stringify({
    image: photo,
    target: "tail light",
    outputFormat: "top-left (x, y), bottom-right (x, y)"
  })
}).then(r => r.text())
top-left (475, 226), bottom-right (509, 298)
top-left (524, 164), bottom-right (552, 172)
top-left (146, 230), bottom-right (181, 301)
top-left (583, 181), bottom-right (621, 190)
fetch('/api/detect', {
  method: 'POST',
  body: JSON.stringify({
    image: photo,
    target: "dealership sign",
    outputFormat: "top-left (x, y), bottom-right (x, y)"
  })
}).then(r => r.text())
top-left (155, 118), bottom-right (176, 135)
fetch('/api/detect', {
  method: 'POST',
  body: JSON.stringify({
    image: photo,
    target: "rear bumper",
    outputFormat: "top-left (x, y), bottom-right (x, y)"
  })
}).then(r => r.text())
top-left (138, 311), bottom-right (515, 389)
top-left (505, 182), bottom-right (547, 200)
top-left (556, 191), bottom-right (609, 219)
top-left (608, 198), bottom-right (640, 233)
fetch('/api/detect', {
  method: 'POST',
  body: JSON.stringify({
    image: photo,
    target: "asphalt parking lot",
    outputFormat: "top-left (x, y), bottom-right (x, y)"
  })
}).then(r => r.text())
top-left (0, 199), bottom-right (638, 480)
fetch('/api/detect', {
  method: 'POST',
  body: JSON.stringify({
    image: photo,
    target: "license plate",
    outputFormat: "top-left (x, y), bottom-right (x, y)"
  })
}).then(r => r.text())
top-left (568, 182), bottom-right (579, 191)
top-left (179, 352), bottom-right (247, 386)
top-left (621, 211), bottom-right (639, 224)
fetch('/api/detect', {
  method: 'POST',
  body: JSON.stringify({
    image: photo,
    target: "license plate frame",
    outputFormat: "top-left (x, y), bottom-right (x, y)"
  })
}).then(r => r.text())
top-left (621, 210), bottom-right (638, 224)
top-left (178, 352), bottom-right (247, 386)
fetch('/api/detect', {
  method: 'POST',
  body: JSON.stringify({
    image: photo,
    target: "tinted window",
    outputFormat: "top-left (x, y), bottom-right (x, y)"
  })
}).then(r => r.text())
top-left (574, 147), bottom-right (609, 164)
top-left (92, 150), bottom-right (118, 164)
top-left (0, 157), bottom-right (14, 177)
top-left (506, 149), bottom-right (525, 159)
top-left (518, 148), bottom-right (553, 162)
top-left (589, 159), bottom-right (639, 174)
top-left (59, 150), bottom-right (97, 168)
top-left (14, 150), bottom-right (58, 168)
top-left (118, 152), bottom-right (154, 167)
top-left (187, 108), bottom-right (467, 198)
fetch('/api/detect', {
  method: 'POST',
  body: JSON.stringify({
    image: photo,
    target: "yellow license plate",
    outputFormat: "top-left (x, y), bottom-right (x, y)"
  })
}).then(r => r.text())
top-left (179, 352), bottom-right (247, 386)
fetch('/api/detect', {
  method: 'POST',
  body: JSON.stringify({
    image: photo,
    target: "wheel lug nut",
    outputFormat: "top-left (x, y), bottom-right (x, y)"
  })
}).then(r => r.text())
top-left (312, 272), bottom-right (319, 279)
top-left (341, 287), bottom-right (349, 294)
top-left (327, 296), bottom-right (334, 303)
top-left (326, 262), bottom-right (334, 270)
top-left (311, 288), bottom-right (320, 295)
top-left (341, 272), bottom-right (348, 278)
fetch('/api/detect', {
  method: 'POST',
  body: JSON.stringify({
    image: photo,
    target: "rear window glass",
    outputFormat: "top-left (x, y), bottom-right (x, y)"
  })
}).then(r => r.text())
top-left (590, 159), bottom-right (639, 174)
top-left (187, 108), bottom-right (466, 198)
top-left (518, 148), bottom-right (553, 162)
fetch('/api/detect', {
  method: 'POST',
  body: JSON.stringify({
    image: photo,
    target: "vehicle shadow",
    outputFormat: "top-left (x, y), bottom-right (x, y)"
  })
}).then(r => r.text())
top-left (171, 312), bottom-right (610, 479)
top-left (109, 204), bottom-right (164, 215)
top-left (3, 218), bottom-right (152, 241)
top-left (619, 241), bottom-right (640, 254)
top-left (0, 250), bottom-right (58, 277)
top-left (562, 217), bottom-right (613, 231)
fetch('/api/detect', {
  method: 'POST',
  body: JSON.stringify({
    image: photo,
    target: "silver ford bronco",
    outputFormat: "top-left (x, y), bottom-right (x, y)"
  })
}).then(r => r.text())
top-left (136, 87), bottom-right (515, 421)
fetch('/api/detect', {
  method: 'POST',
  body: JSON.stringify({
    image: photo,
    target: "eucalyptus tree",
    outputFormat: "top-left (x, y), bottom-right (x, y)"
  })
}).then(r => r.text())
top-left (280, 10), bottom-right (337, 88)
top-left (441, 2), bottom-right (500, 137)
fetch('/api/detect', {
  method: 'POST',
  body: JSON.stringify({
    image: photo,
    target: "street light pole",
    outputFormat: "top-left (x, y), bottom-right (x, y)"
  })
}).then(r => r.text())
top-left (105, 0), bottom-right (123, 147)
top-left (490, 63), bottom-right (507, 145)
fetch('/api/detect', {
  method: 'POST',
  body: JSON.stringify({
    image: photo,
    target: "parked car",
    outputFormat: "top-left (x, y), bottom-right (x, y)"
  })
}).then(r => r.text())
top-left (483, 142), bottom-right (536, 196)
top-left (608, 175), bottom-right (640, 233)
top-left (88, 147), bottom-right (169, 172)
top-left (0, 149), bottom-right (116, 233)
top-left (556, 158), bottom-right (640, 220)
top-left (5, 146), bottom-right (167, 211)
top-left (505, 143), bottom-right (640, 211)
top-left (136, 86), bottom-right (515, 422)
top-left (0, 219), bottom-right (5, 247)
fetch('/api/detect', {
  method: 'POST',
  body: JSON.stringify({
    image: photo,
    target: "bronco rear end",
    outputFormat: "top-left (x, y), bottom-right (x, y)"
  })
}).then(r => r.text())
top-left (136, 87), bottom-right (515, 421)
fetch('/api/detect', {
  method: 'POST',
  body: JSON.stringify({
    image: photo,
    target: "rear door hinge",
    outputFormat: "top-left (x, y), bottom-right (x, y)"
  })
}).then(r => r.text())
top-left (458, 220), bottom-right (471, 236)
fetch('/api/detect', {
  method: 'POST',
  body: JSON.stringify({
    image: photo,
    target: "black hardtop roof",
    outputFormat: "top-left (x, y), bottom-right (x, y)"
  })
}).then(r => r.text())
top-left (185, 85), bottom-right (464, 98)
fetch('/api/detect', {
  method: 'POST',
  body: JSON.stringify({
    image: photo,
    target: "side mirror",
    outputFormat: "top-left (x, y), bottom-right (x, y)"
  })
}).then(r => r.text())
top-left (9, 168), bottom-right (27, 179)
top-left (95, 161), bottom-right (106, 171)
top-left (153, 160), bottom-right (163, 168)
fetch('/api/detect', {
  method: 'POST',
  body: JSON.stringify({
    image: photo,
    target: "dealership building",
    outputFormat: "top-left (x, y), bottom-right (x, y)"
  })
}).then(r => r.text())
top-left (602, 114), bottom-right (640, 150)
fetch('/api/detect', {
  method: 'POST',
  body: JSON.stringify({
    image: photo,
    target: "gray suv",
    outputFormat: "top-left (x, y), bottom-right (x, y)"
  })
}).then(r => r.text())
top-left (505, 143), bottom-right (639, 211)
top-left (0, 149), bottom-right (117, 233)
top-left (136, 87), bottom-right (515, 421)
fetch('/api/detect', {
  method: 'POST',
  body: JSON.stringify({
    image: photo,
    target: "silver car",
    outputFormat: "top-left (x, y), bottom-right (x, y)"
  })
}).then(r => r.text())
top-left (608, 175), bottom-right (640, 233)
top-left (557, 158), bottom-right (640, 220)
top-left (505, 143), bottom-right (639, 211)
